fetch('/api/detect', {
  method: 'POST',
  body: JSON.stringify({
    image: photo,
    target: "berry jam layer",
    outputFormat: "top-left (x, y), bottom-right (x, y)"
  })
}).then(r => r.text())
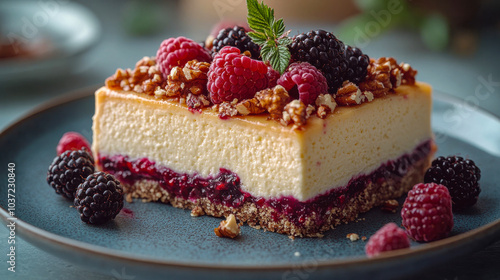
top-left (99, 140), bottom-right (433, 237)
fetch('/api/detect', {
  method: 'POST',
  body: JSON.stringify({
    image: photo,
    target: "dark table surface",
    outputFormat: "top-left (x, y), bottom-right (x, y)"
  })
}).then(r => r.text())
top-left (0, 0), bottom-right (499, 279)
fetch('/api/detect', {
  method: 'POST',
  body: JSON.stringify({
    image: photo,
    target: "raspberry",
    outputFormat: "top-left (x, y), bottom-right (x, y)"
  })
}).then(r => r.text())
top-left (74, 172), bottom-right (124, 224)
top-left (344, 45), bottom-right (370, 84)
top-left (56, 132), bottom-right (92, 155)
top-left (156, 37), bottom-right (212, 79)
top-left (47, 148), bottom-right (95, 199)
top-left (424, 156), bottom-right (481, 210)
top-left (212, 26), bottom-right (260, 60)
top-left (266, 66), bottom-right (280, 88)
top-left (401, 183), bottom-right (454, 242)
top-left (289, 29), bottom-right (347, 93)
top-left (207, 46), bottom-right (269, 104)
top-left (365, 223), bottom-right (410, 257)
top-left (277, 62), bottom-right (328, 105)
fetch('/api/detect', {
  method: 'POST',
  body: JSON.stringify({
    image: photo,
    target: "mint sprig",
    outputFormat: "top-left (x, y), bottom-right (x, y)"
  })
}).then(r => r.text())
top-left (246, 0), bottom-right (291, 74)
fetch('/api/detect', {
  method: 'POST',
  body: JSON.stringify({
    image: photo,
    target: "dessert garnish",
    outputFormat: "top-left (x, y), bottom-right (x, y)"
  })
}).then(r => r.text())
top-left (365, 223), bottom-right (410, 257)
top-left (47, 148), bottom-right (95, 199)
top-left (424, 156), bottom-right (481, 210)
top-left (74, 172), bottom-right (124, 224)
top-left (214, 214), bottom-right (241, 238)
top-left (401, 183), bottom-right (454, 242)
top-left (56, 132), bottom-right (92, 155)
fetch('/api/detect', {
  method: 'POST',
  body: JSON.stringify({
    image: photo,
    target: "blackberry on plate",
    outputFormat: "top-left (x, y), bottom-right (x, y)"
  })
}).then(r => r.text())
top-left (344, 45), bottom-right (370, 84)
top-left (424, 155), bottom-right (481, 210)
top-left (212, 26), bottom-right (260, 60)
top-left (47, 148), bottom-right (95, 199)
top-left (289, 29), bottom-right (347, 93)
top-left (74, 172), bottom-right (124, 224)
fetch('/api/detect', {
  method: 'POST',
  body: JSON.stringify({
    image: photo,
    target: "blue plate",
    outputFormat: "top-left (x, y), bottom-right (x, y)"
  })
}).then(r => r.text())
top-left (1, 88), bottom-right (499, 280)
top-left (0, 1), bottom-right (100, 84)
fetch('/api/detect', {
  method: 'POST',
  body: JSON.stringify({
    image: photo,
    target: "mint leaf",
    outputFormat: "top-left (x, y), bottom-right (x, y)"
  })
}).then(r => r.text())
top-left (247, 31), bottom-right (267, 45)
top-left (246, 0), bottom-right (291, 74)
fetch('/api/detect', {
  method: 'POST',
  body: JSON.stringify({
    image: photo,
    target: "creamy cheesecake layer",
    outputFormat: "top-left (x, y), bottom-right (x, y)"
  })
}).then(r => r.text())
top-left (93, 82), bottom-right (432, 201)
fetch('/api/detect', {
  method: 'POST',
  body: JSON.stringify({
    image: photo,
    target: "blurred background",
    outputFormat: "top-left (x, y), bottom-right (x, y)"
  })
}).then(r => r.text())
top-left (0, 0), bottom-right (499, 279)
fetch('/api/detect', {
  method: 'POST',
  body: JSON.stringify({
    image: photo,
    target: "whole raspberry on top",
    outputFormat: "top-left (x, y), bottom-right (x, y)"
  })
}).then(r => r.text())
top-left (401, 183), bottom-right (454, 242)
top-left (56, 132), bottom-right (92, 156)
top-left (156, 37), bottom-right (212, 79)
top-left (365, 223), bottom-right (410, 257)
top-left (207, 46), bottom-right (269, 104)
top-left (277, 62), bottom-right (328, 105)
top-left (424, 155), bottom-right (481, 210)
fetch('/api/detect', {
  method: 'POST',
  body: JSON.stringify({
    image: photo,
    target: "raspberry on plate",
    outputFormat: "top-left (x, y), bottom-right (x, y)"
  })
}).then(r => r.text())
top-left (424, 155), bottom-right (481, 210)
top-left (207, 46), bottom-right (269, 104)
top-left (277, 62), bottom-right (328, 105)
top-left (365, 223), bottom-right (410, 257)
top-left (74, 172), bottom-right (124, 225)
top-left (56, 132), bottom-right (92, 155)
top-left (401, 183), bottom-right (454, 242)
top-left (156, 36), bottom-right (212, 79)
top-left (47, 148), bottom-right (95, 199)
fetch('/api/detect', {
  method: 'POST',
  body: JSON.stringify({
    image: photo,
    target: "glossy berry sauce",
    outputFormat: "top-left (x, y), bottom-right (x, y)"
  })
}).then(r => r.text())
top-left (99, 140), bottom-right (432, 227)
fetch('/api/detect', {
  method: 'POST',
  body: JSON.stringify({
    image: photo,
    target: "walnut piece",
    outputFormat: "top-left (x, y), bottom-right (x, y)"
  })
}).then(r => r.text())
top-left (380, 199), bottom-right (399, 213)
top-left (282, 99), bottom-right (308, 129)
top-left (165, 60), bottom-right (210, 99)
top-left (359, 58), bottom-right (393, 98)
top-left (218, 102), bottom-right (238, 118)
top-left (346, 233), bottom-right (360, 242)
top-left (214, 214), bottom-right (240, 238)
top-left (315, 94), bottom-right (337, 118)
top-left (400, 62), bottom-right (417, 85)
top-left (105, 56), bottom-right (167, 95)
top-left (336, 81), bottom-right (366, 106)
top-left (235, 85), bottom-right (290, 118)
top-left (190, 206), bottom-right (205, 217)
top-left (255, 85), bottom-right (290, 119)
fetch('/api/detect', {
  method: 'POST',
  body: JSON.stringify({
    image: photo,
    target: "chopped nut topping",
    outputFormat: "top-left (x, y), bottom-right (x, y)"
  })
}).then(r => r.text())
top-left (236, 98), bottom-right (265, 115)
top-left (347, 233), bottom-right (360, 242)
top-left (281, 99), bottom-right (308, 129)
top-left (187, 93), bottom-right (211, 109)
top-left (400, 62), bottom-right (417, 85)
top-left (214, 214), bottom-right (240, 238)
top-left (315, 94), bottom-right (337, 118)
top-left (105, 56), bottom-right (167, 95)
top-left (359, 58), bottom-right (392, 98)
top-left (255, 85), bottom-right (290, 119)
top-left (166, 60), bottom-right (211, 100)
top-left (381, 199), bottom-right (399, 213)
top-left (336, 81), bottom-right (367, 105)
top-left (190, 206), bottom-right (205, 217)
top-left (218, 102), bottom-right (238, 118)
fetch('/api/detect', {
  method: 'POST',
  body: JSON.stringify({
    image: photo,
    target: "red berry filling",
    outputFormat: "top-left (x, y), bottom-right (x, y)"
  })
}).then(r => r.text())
top-left (99, 140), bottom-right (431, 228)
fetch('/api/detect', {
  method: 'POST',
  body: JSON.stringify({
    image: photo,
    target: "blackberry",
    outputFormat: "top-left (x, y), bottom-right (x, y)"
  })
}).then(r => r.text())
top-left (344, 46), bottom-right (370, 84)
top-left (74, 172), bottom-right (124, 224)
top-left (424, 156), bottom-right (481, 210)
top-left (212, 26), bottom-right (260, 60)
top-left (289, 29), bottom-right (347, 93)
top-left (47, 148), bottom-right (95, 199)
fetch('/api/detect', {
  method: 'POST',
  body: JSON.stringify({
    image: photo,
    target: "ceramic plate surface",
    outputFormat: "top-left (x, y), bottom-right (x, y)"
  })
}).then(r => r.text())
top-left (1, 89), bottom-right (499, 280)
top-left (0, 1), bottom-right (100, 83)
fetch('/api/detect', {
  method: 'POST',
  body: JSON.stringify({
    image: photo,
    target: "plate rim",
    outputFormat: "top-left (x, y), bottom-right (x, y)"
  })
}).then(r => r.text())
top-left (1, 87), bottom-right (499, 271)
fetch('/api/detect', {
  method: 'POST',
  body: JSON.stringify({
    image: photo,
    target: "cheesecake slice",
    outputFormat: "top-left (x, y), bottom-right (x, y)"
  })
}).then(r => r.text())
top-left (93, 79), bottom-right (434, 237)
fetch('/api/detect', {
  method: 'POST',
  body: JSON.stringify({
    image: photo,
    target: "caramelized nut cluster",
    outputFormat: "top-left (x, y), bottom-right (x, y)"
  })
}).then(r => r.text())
top-left (105, 57), bottom-right (167, 94)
